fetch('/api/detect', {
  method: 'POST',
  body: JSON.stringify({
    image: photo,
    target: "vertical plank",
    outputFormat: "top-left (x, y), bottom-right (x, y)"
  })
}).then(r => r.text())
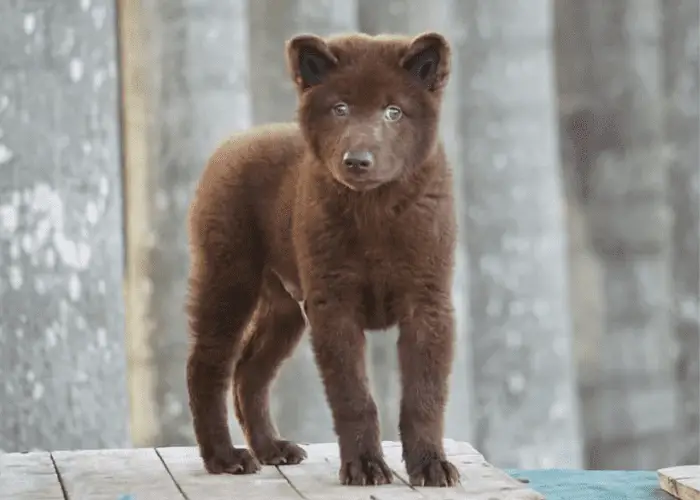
top-left (661, 0), bottom-right (700, 465)
top-left (157, 446), bottom-right (302, 500)
top-left (0, 452), bottom-right (65, 500)
top-left (118, 0), bottom-right (253, 446)
top-left (455, 0), bottom-right (584, 468)
top-left (0, 0), bottom-right (129, 451)
top-left (51, 449), bottom-right (184, 500)
top-left (552, 0), bottom-right (609, 471)
top-left (248, 0), bottom-right (359, 444)
top-left (556, 0), bottom-right (676, 469)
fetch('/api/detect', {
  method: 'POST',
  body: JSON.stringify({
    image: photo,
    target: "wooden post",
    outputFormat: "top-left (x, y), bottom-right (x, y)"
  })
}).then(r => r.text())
top-left (555, 0), bottom-right (676, 469)
top-left (118, 0), bottom-right (253, 446)
top-left (456, 0), bottom-right (584, 468)
top-left (0, 0), bottom-right (129, 451)
top-left (662, 0), bottom-right (700, 465)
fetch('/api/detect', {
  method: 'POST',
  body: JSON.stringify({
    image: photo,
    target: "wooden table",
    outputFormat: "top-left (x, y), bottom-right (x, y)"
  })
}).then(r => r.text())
top-left (1, 439), bottom-right (544, 499)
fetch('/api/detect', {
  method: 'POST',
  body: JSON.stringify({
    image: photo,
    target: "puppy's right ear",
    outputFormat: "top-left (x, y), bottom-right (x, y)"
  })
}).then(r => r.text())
top-left (286, 34), bottom-right (338, 91)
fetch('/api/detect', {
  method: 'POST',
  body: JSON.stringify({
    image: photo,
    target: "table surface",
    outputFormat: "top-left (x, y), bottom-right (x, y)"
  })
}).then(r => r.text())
top-left (0, 439), bottom-right (676, 500)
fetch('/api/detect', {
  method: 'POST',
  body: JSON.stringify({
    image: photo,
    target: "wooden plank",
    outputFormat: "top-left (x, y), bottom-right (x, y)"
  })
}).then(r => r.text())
top-left (0, 452), bottom-right (65, 500)
top-left (2, 442), bottom-right (546, 499)
top-left (283, 442), bottom-right (426, 499)
top-left (305, 440), bottom-right (545, 499)
top-left (659, 465), bottom-right (700, 499)
top-left (0, 0), bottom-right (129, 454)
top-left (157, 446), bottom-right (301, 499)
top-left (51, 448), bottom-right (183, 500)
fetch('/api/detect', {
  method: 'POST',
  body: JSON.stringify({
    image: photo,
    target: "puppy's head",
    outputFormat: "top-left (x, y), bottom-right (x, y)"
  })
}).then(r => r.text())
top-left (286, 31), bottom-right (450, 191)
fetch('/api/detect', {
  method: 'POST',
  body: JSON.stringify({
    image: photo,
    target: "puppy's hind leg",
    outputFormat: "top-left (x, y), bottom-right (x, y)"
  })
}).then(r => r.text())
top-left (186, 253), bottom-right (263, 475)
top-left (234, 270), bottom-right (308, 466)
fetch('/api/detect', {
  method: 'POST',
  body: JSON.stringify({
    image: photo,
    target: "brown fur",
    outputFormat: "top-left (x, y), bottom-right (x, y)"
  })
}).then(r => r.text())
top-left (185, 31), bottom-right (459, 487)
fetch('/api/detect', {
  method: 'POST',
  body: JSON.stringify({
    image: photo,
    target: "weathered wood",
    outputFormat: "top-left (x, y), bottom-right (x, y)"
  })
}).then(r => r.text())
top-left (117, 0), bottom-right (253, 447)
top-left (455, 0), bottom-right (584, 468)
top-left (277, 445), bottom-right (425, 499)
top-left (555, 0), bottom-right (676, 470)
top-left (1, 441), bottom-right (546, 499)
top-left (0, 452), bottom-right (64, 500)
top-left (658, 465), bottom-right (700, 500)
top-left (157, 446), bottom-right (301, 500)
top-left (662, 0), bottom-right (700, 465)
top-left (51, 448), bottom-right (184, 500)
top-left (0, 0), bottom-right (129, 452)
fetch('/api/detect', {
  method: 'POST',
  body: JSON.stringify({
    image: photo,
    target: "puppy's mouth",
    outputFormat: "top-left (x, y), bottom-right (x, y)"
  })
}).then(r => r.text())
top-left (334, 174), bottom-right (384, 192)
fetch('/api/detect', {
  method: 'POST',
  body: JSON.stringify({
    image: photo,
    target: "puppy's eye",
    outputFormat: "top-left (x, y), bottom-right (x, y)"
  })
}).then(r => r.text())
top-left (332, 102), bottom-right (349, 116)
top-left (384, 105), bottom-right (402, 122)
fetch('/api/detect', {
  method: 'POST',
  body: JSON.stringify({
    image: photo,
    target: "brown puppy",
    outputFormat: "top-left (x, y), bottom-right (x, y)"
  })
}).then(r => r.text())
top-left (185, 31), bottom-right (459, 488)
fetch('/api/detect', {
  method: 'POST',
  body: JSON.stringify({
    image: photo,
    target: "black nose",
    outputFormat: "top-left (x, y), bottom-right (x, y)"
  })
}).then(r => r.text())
top-left (343, 150), bottom-right (374, 171)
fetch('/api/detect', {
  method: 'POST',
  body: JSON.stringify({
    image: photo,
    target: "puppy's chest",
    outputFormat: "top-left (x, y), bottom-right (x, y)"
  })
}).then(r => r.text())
top-left (354, 235), bottom-right (405, 330)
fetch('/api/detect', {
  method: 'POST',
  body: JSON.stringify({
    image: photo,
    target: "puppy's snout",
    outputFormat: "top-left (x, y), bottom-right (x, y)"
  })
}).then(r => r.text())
top-left (342, 150), bottom-right (374, 172)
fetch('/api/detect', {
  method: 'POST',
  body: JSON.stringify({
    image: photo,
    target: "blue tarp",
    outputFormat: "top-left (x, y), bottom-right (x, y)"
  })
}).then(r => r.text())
top-left (507, 470), bottom-right (675, 500)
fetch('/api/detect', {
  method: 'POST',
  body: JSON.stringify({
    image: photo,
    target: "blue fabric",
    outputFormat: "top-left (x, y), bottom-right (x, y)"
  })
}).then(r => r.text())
top-left (506, 469), bottom-right (675, 500)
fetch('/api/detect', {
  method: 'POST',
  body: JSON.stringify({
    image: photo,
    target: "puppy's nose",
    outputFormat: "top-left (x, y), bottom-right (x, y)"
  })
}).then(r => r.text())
top-left (342, 150), bottom-right (374, 171)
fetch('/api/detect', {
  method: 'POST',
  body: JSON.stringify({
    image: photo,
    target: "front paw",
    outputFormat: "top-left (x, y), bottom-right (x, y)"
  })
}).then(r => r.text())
top-left (340, 452), bottom-right (394, 486)
top-left (405, 451), bottom-right (460, 487)
top-left (252, 439), bottom-right (307, 466)
top-left (202, 446), bottom-right (261, 475)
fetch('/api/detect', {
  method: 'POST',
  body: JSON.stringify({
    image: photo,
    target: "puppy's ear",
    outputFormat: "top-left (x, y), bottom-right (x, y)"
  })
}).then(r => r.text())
top-left (400, 32), bottom-right (451, 91)
top-left (286, 34), bottom-right (338, 91)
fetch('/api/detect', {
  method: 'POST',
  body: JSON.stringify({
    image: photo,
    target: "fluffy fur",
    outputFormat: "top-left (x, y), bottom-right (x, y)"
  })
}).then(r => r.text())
top-left (185, 31), bottom-right (459, 487)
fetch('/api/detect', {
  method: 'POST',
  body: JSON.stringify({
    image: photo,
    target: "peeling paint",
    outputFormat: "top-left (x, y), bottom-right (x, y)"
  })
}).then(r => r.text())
top-left (23, 14), bottom-right (36, 35)
top-left (86, 201), bottom-right (99, 224)
top-left (68, 274), bottom-right (82, 301)
top-left (0, 0), bottom-right (128, 453)
top-left (0, 144), bottom-right (14, 164)
top-left (32, 383), bottom-right (45, 400)
top-left (0, 205), bottom-right (18, 232)
top-left (96, 327), bottom-right (107, 348)
top-left (69, 58), bottom-right (84, 82)
top-left (92, 6), bottom-right (107, 29)
top-left (8, 266), bottom-right (23, 289)
top-left (34, 276), bottom-right (47, 295)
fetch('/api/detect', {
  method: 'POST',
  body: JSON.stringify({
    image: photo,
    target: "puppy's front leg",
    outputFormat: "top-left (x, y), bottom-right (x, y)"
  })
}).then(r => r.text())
top-left (305, 295), bottom-right (393, 486)
top-left (397, 290), bottom-right (460, 487)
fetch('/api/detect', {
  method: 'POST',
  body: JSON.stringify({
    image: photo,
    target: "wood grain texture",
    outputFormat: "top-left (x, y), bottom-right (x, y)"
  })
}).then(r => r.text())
top-left (1, 441), bottom-right (547, 499)
top-left (0, 452), bottom-right (65, 500)
top-left (51, 448), bottom-right (183, 500)
top-left (456, 0), bottom-right (584, 469)
top-left (658, 465), bottom-right (700, 500)
top-left (0, 0), bottom-right (129, 453)
top-left (157, 446), bottom-right (301, 500)
top-left (117, 0), bottom-right (254, 447)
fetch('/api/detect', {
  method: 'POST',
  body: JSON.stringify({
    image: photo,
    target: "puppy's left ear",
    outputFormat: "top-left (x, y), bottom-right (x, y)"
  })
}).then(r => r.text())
top-left (400, 32), bottom-right (451, 91)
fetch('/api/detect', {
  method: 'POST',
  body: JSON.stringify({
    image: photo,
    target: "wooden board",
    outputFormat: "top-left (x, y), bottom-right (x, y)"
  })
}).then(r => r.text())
top-left (0, 452), bottom-right (65, 500)
top-left (156, 446), bottom-right (297, 500)
top-left (1, 441), bottom-right (545, 499)
top-left (51, 448), bottom-right (184, 500)
top-left (659, 465), bottom-right (700, 499)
